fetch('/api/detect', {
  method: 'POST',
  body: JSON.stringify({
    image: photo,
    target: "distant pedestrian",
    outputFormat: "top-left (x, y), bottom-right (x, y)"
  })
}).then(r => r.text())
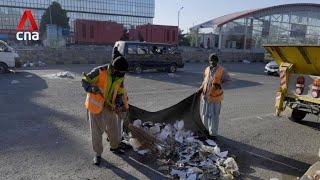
top-left (198, 54), bottom-right (231, 139)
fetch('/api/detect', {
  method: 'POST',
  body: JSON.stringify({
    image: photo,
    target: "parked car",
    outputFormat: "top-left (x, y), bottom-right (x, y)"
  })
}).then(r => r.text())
top-left (0, 40), bottom-right (20, 73)
top-left (113, 41), bottom-right (184, 73)
top-left (264, 60), bottom-right (279, 75)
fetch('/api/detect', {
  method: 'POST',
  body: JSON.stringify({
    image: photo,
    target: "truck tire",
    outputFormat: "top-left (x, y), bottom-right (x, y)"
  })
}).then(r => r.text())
top-left (0, 63), bottom-right (8, 74)
top-left (134, 65), bottom-right (143, 74)
top-left (167, 64), bottom-right (177, 73)
top-left (290, 109), bottom-right (307, 122)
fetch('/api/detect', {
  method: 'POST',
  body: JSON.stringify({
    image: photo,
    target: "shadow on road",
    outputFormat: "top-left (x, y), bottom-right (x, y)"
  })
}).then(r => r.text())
top-left (298, 120), bottom-right (320, 131)
top-left (118, 152), bottom-right (168, 180)
top-left (217, 136), bottom-right (311, 179)
top-left (0, 71), bottom-right (169, 179)
top-left (100, 158), bottom-right (141, 180)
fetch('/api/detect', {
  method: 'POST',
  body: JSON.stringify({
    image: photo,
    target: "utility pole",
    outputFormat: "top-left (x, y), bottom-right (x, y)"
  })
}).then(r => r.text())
top-left (178, 6), bottom-right (184, 29)
top-left (49, 1), bottom-right (52, 24)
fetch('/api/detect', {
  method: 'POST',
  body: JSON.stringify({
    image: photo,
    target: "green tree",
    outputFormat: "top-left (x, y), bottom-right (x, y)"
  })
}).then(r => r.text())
top-left (39, 1), bottom-right (69, 35)
top-left (178, 30), bottom-right (191, 46)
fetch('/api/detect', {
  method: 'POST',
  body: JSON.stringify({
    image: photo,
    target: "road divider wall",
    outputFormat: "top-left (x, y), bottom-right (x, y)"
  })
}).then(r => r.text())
top-left (16, 45), bottom-right (267, 65)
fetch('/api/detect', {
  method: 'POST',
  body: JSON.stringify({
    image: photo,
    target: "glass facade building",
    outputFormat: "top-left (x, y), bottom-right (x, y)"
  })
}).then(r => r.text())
top-left (191, 4), bottom-right (320, 50)
top-left (0, 0), bottom-right (155, 31)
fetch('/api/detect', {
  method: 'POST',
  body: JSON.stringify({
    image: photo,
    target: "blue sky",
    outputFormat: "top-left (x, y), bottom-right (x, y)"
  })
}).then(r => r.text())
top-left (154, 0), bottom-right (320, 33)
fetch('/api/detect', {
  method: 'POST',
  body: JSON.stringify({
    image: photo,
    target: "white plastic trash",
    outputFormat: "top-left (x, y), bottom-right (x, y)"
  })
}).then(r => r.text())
top-left (11, 80), bottom-right (20, 84)
top-left (174, 120), bottom-right (184, 131)
top-left (206, 139), bottom-right (217, 146)
top-left (137, 149), bottom-right (149, 155)
top-left (217, 151), bottom-right (228, 158)
top-left (133, 119), bottom-right (142, 127)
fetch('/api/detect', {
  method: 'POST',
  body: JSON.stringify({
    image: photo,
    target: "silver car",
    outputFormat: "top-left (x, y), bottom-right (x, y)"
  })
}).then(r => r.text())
top-left (265, 61), bottom-right (279, 75)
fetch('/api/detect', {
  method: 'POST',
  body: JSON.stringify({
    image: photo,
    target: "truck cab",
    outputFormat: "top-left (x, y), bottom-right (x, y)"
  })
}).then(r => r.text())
top-left (0, 40), bottom-right (20, 73)
top-left (264, 45), bottom-right (320, 122)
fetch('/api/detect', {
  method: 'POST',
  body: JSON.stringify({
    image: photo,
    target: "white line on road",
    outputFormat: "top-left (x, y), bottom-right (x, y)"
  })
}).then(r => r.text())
top-left (129, 88), bottom-right (196, 95)
top-left (230, 113), bottom-right (275, 121)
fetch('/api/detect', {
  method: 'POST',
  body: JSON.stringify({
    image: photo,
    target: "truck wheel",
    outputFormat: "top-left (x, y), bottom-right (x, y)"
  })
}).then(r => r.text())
top-left (134, 65), bottom-right (143, 74)
top-left (290, 109), bottom-right (307, 122)
top-left (0, 63), bottom-right (8, 74)
top-left (168, 64), bottom-right (177, 73)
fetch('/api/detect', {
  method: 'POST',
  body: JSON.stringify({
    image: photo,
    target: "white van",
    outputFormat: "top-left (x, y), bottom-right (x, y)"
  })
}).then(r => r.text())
top-left (0, 40), bottom-right (20, 73)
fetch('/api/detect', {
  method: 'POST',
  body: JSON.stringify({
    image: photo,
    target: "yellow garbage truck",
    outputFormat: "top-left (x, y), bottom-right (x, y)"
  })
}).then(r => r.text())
top-left (264, 45), bottom-right (320, 122)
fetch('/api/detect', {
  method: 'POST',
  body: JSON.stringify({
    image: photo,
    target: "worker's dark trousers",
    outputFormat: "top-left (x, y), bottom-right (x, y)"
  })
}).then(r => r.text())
top-left (89, 108), bottom-right (122, 156)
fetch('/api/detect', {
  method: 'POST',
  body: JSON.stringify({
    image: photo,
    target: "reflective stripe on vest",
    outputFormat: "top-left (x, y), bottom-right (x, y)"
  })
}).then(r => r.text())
top-left (88, 96), bottom-right (104, 108)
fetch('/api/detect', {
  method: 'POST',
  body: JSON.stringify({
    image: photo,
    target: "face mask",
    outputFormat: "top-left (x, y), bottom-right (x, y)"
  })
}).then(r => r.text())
top-left (209, 61), bottom-right (217, 68)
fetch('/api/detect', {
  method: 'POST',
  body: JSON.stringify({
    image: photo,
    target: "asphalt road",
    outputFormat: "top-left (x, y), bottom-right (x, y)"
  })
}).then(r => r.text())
top-left (0, 63), bottom-right (319, 180)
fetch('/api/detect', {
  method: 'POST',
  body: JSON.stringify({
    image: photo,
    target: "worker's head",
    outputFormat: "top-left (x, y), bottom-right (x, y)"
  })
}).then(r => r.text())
top-left (111, 56), bottom-right (128, 77)
top-left (209, 53), bottom-right (219, 68)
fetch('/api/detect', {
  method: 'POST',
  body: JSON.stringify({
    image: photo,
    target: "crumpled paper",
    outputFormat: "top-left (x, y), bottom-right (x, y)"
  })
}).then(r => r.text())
top-left (126, 119), bottom-right (240, 179)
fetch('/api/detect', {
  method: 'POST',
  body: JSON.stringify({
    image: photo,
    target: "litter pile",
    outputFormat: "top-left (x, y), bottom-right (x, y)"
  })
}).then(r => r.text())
top-left (124, 119), bottom-right (240, 179)
top-left (22, 61), bottom-right (46, 68)
top-left (44, 71), bottom-right (75, 79)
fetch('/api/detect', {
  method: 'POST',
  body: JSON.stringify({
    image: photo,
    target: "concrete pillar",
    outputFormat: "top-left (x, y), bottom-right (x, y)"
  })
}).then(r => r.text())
top-left (244, 18), bottom-right (248, 50)
top-left (218, 27), bottom-right (222, 50)
top-left (218, 26), bottom-right (223, 64)
top-left (195, 29), bottom-right (199, 47)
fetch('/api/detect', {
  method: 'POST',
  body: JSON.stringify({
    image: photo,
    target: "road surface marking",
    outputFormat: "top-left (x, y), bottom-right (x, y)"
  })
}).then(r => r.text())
top-left (129, 88), bottom-right (195, 95)
top-left (230, 113), bottom-right (274, 121)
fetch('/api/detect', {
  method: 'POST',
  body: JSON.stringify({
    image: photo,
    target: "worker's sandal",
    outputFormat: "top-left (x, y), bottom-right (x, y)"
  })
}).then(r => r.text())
top-left (93, 156), bottom-right (101, 166)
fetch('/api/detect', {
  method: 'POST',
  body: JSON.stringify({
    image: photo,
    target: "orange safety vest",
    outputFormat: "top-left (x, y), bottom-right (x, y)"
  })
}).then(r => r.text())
top-left (85, 69), bottom-right (126, 114)
top-left (202, 65), bottom-right (224, 103)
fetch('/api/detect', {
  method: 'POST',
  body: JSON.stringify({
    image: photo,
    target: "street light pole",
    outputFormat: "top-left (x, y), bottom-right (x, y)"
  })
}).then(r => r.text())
top-left (178, 6), bottom-right (184, 29)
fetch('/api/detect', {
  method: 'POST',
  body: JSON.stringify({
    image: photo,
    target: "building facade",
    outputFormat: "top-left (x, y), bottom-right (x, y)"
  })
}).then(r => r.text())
top-left (190, 3), bottom-right (320, 51)
top-left (0, 0), bottom-right (155, 33)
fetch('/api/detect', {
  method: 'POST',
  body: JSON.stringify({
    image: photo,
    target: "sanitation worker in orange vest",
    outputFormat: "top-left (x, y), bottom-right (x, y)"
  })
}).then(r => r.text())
top-left (82, 56), bottom-right (129, 166)
top-left (198, 54), bottom-right (231, 140)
